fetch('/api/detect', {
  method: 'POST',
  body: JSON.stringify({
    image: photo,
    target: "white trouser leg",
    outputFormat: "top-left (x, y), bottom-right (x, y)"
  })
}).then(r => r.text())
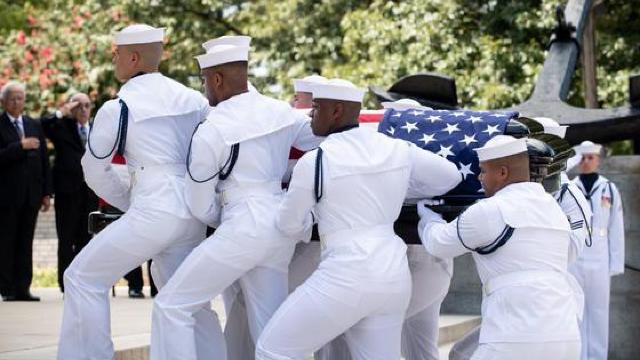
top-left (288, 242), bottom-right (321, 292)
top-left (151, 235), bottom-right (223, 360)
top-left (402, 245), bottom-right (453, 360)
top-left (57, 210), bottom-right (200, 360)
top-left (256, 270), bottom-right (411, 360)
top-left (571, 260), bottom-right (610, 360)
top-left (151, 229), bottom-right (290, 360)
top-left (449, 326), bottom-right (480, 360)
top-left (402, 300), bottom-right (443, 360)
top-left (314, 245), bottom-right (451, 360)
top-left (314, 335), bottom-right (350, 360)
top-left (344, 303), bottom-right (409, 360)
top-left (471, 341), bottom-right (581, 360)
top-left (240, 266), bottom-right (289, 342)
top-left (223, 283), bottom-right (256, 360)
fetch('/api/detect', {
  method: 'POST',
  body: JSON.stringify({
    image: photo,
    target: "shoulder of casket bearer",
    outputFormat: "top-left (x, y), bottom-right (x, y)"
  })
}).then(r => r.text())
top-left (369, 73), bottom-right (458, 110)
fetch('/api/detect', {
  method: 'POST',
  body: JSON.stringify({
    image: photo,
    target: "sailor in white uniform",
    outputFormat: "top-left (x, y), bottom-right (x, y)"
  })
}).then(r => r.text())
top-left (287, 75), bottom-right (327, 293)
top-left (256, 79), bottom-right (461, 359)
top-left (449, 118), bottom-right (591, 360)
top-left (570, 140), bottom-right (625, 360)
top-left (57, 25), bottom-right (222, 360)
top-left (419, 135), bottom-right (581, 360)
top-left (150, 38), bottom-right (322, 360)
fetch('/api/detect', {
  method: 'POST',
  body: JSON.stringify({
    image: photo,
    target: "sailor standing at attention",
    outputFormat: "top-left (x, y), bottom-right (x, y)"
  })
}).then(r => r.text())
top-left (150, 37), bottom-right (322, 360)
top-left (419, 135), bottom-right (582, 360)
top-left (570, 140), bottom-right (625, 360)
top-left (57, 24), bottom-right (221, 360)
top-left (256, 79), bottom-right (461, 359)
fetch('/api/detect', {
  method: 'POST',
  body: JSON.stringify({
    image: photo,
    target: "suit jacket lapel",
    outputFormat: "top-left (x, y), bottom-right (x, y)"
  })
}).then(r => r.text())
top-left (0, 112), bottom-right (20, 141)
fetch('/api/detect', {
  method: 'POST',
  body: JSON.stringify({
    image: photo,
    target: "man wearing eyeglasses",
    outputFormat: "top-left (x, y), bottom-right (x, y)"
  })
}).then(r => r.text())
top-left (41, 93), bottom-right (98, 293)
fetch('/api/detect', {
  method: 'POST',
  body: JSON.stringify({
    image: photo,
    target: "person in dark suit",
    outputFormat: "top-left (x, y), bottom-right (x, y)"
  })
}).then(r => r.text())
top-left (0, 81), bottom-right (52, 301)
top-left (41, 93), bottom-right (98, 293)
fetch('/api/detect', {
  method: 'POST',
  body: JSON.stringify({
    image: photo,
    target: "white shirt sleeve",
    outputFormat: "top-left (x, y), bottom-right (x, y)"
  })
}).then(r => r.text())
top-left (406, 144), bottom-right (462, 199)
top-left (560, 184), bottom-right (592, 264)
top-left (277, 152), bottom-right (316, 242)
top-left (423, 200), bottom-right (507, 259)
top-left (291, 111), bottom-right (325, 151)
top-left (184, 124), bottom-right (226, 227)
top-left (608, 183), bottom-right (625, 276)
top-left (81, 101), bottom-right (131, 211)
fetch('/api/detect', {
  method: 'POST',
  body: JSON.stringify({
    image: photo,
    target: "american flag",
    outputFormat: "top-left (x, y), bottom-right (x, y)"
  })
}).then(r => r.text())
top-left (378, 108), bottom-right (518, 196)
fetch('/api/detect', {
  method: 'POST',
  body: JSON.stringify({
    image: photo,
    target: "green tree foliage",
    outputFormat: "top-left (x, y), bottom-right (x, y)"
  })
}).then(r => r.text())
top-left (0, 0), bottom-right (638, 129)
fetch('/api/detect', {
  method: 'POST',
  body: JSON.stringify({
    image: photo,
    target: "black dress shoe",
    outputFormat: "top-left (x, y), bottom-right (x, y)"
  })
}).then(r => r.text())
top-left (128, 289), bottom-right (145, 299)
top-left (13, 293), bottom-right (40, 301)
top-left (2, 294), bottom-right (16, 301)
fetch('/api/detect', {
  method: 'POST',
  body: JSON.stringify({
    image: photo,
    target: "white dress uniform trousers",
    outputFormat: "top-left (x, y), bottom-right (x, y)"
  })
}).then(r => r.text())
top-left (256, 127), bottom-right (461, 360)
top-left (57, 73), bottom-right (223, 360)
top-left (421, 182), bottom-right (582, 360)
top-left (570, 174), bottom-right (624, 360)
top-left (150, 91), bottom-right (322, 360)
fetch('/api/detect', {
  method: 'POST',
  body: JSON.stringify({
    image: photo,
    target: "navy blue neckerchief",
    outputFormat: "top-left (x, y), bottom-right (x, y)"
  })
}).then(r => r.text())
top-left (314, 123), bottom-right (359, 203)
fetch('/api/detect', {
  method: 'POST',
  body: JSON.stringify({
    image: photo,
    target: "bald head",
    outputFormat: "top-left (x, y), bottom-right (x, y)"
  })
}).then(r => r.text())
top-left (201, 61), bottom-right (248, 106)
top-left (113, 42), bottom-right (163, 82)
top-left (479, 152), bottom-right (530, 197)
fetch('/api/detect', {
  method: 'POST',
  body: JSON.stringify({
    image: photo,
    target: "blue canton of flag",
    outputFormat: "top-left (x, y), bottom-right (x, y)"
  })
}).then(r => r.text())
top-left (378, 108), bottom-right (518, 197)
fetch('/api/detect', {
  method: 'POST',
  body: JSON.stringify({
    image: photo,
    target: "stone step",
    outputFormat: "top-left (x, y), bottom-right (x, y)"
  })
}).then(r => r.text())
top-left (0, 287), bottom-right (480, 360)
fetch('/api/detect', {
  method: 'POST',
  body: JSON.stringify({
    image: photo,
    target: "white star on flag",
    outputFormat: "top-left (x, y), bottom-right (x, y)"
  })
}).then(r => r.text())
top-left (458, 162), bottom-right (474, 179)
top-left (466, 116), bottom-right (483, 123)
top-left (386, 127), bottom-right (395, 135)
top-left (419, 133), bottom-right (436, 145)
top-left (426, 115), bottom-right (441, 122)
top-left (490, 113), bottom-right (508, 118)
top-left (392, 113), bottom-right (402, 118)
top-left (443, 123), bottom-right (460, 135)
top-left (459, 134), bottom-right (477, 145)
top-left (451, 111), bottom-right (466, 117)
top-left (411, 110), bottom-right (425, 116)
top-left (436, 144), bottom-right (455, 158)
top-left (483, 124), bottom-right (500, 135)
top-left (401, 121), bottom-right (419, 133)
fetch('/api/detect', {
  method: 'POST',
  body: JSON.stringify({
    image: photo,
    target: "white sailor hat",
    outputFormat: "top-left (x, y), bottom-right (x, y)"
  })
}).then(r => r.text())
top-left (475, 135), bottom-right (527, 162)
top-left (311, 78), bottom-right (365, 103)
top-left (202, 35), bottom-right (252, 51)
top-left (381, 98), bottom-right (433, 111)
top-left (533, 117), bottom-right (568, 138)
top-left (574, 140), bottom-right (602, 155)
top-left (114, 24), bottom-right (164, 45)
top-left (293, 75), bottom-right (328, 93)
top-left (196, 44), bottom-right (249, 69)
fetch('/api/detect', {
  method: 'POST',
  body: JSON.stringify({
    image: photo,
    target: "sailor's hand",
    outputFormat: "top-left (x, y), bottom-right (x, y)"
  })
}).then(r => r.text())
top-left (417, 200), bottom-right (442, 221)
top-left (417, 200), bottom-right (443, 236)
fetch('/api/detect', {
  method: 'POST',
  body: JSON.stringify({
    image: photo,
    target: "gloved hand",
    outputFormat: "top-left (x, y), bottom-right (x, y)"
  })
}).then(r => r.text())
top-left (417, 200), bottom-right (443, 236)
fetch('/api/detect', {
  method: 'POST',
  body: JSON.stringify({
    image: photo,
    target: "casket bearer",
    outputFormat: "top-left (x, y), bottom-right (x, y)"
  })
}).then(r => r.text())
top-left (57, 24), bottom-right (220, 360)
top-left (570, 140), bottom-right (624, 360)
top-left (419, 135), bottom-right (581, 360)
top-left (150, 37), bottom-right (321, 360)
top-left (256, 79), bottom-right (460, 359)
top-left (201, 34), bottom-right (258, 360)
top-left (449, 118), bottom-right (592, 360)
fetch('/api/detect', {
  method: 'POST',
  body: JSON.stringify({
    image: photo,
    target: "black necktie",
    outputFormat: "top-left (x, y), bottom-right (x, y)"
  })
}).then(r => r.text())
top-left (79, 125), bottom-right (87, 146)
top-left (13, 120), bottom-right (23, 138)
